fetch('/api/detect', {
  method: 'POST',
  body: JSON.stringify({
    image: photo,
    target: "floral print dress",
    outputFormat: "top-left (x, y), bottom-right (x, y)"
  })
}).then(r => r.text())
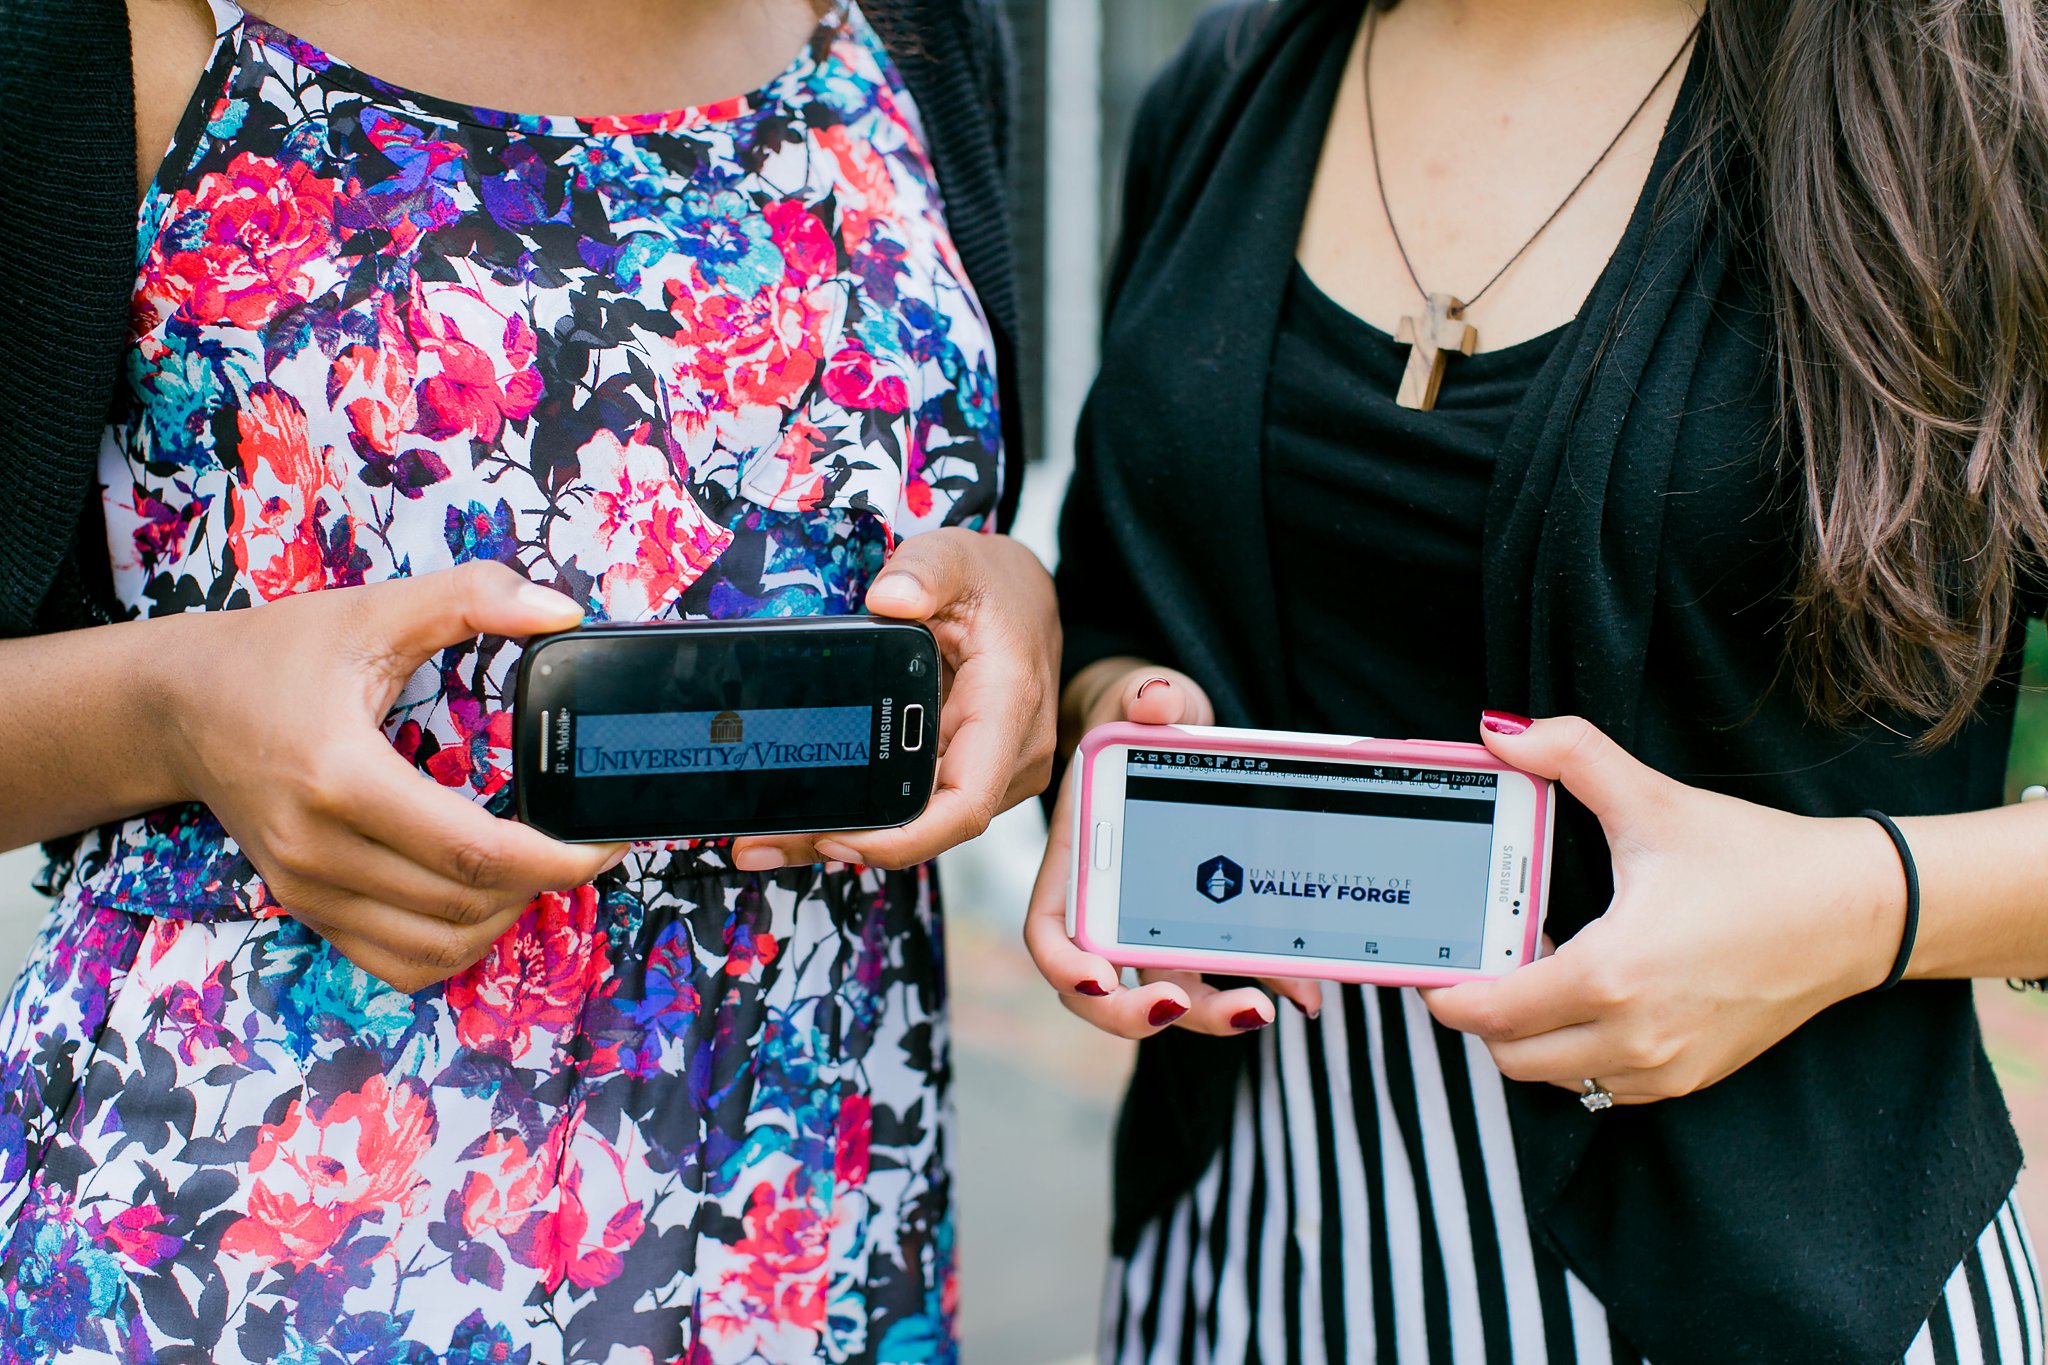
top-left (0, 2), bottom-right (1001, 1360)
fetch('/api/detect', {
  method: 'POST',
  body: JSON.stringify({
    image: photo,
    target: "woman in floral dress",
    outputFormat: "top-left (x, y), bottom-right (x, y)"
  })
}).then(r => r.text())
top-left (0, 0), bottom-right (1051, 1360)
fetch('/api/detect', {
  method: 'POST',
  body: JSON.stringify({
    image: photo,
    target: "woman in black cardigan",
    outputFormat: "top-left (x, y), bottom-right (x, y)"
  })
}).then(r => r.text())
top-left (1030, 0), bottom-right (2048, 1361)
top-left (0, 0), bottom-right (1050, 1360)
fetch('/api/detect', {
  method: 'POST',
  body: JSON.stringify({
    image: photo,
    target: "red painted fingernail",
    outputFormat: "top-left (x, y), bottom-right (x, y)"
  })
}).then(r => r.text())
top-left (1482, 711), bottom-right (1532, 736)
top-left (1231, 1008), bottom-right (1270, 1031)
top-left (1136, 676), bottom-right (1171, 699)
top-left (1148, 999), bottom-right (1188, 1027)
top-left (1075, 980), bottom-right (1110, 998)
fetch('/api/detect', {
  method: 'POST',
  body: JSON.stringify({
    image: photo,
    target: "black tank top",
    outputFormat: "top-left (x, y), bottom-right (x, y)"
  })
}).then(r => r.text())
top-left (1264, 263), bottom-right (1562, 739)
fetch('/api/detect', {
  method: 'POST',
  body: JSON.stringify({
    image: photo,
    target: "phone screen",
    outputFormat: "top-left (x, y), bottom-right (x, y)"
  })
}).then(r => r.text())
top-left (521, 623), bottom-right (936, 839)
top-left (1115, 748), bottom-right (1501, 969)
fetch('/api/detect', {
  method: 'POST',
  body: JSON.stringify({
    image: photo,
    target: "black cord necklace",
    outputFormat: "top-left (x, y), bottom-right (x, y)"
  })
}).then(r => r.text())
top-left (1363, 9), bottom-right (1698, 411)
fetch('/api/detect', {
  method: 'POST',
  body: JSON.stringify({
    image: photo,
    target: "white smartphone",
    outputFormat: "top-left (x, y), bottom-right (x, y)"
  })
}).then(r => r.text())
top-left (1067, 723), bottom-right (1554, 987)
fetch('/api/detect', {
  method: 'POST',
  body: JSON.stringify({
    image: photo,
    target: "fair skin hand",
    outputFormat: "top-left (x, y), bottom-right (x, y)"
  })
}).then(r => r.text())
top-left (1029, 686), bottom-right (2048, 1093)
top-left (1023, 664), bottom-right (1322, 1038)
top-left (1424, 714), bottom-right (2048, 1104)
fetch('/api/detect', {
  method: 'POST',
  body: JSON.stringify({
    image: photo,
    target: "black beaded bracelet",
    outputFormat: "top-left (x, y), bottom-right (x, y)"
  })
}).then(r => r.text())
top-left (1860, 810), bottom-right (1920, 992)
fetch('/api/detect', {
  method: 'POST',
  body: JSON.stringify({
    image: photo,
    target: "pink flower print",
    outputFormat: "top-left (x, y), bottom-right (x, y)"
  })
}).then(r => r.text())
top-left (225, 384), bottom-right (352, 602)
top-left (663, 273), bottom-right (828, 422)
top-left (347, 108), bottom-right (467, 251)
top-left (141, 152), bottom-right (340, 330)
top-left (834, 1094), bottom-right (871, 1188)
top-left (822, 342), bottom-right (909, 415)
top-left (248, 531), bottom-right (327, 601)
top-left (766, 200), bottom-right (837, 282)
top-left (722, 921), bottom-right (781, 980)
top-left (703, 1173), bottom-right (831, 1355)
top-left (457, 1132), bottom-right (555, 1244)
top-left (123, 485), bottom-right (209, 575)
top-left (219, 1075), bottom-right (436, 1270)
top-left (331, 341), bottom-right (419, 460)
top-left (903, 471), bottom-right (935, 520)
top-left (522, 1129), bottom-right (646, 1292)
top-left (443, 885), bottom-right (606, 1064)
top-left (575, 424), bottom-right (732, 619)
top-left (423, 707), bottom-right (513, 795)
top-left (813, 125), bottom-right (898, 252)
top-left (86, 1205), bottom-right (182, 1272)
top-left (160, 962), bottom-right (249, 1066)
top-left (586, 100), bottom-right (748, 137)
top-left (407, 292), bottom-right (545, 444)
top-left (418, 667), bottom-right (514, 796)
top-left (236, 383), bottom-right (327, 503)
top-left (743, 420), bottom-right (834, 510)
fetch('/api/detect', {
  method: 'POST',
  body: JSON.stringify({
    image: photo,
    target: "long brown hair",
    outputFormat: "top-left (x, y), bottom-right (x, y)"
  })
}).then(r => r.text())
top-left (1695, 0), bottom-right (2048, 743)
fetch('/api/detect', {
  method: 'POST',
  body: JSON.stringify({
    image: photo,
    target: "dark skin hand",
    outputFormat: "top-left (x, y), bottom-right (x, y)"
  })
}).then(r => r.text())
top-left (732, 529), bottom-right (1060, 872)
top-left (16, 0), bottom-right (1062, 993)
top-left (0, 564), bottom-right (623, 994)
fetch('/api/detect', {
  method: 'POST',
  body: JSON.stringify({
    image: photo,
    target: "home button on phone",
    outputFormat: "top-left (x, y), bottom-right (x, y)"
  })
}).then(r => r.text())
top-left (1092, 822), bottom-right (1114, 870)
top-left (902, 704), bottom-right (925, 751)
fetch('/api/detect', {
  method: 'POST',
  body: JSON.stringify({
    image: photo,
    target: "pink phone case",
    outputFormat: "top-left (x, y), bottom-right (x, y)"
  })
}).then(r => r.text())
top-left (1070, 723), bottom-right (1552, 988)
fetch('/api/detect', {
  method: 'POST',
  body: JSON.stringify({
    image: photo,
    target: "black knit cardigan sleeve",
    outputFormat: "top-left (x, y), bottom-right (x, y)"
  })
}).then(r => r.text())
top-left (0, 0), bottom-right (1026, 637)
top-left (0, 0), bottom-right (141, 634)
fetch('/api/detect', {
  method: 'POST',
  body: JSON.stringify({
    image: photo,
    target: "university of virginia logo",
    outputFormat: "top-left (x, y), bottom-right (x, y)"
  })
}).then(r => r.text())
top-left (1197, 855), bottom-right (1244, 904)
top-left (710, 710), bottom-right (744, 745)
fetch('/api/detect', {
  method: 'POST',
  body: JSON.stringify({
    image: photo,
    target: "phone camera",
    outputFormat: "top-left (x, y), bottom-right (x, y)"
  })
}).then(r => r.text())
top-left (908, 657), bottom-right (928, 678)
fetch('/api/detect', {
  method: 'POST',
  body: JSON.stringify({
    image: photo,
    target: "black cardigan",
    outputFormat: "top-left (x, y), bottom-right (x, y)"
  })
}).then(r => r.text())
top-left (1060, 3), bottom-right (2028, 1362)
top-left (0, 0), bottom-right (1025, 635)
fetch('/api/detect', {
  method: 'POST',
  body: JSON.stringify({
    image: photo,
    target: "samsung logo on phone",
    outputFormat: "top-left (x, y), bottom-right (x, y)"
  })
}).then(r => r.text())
top-left (877, 698), bottom-right (894, 762)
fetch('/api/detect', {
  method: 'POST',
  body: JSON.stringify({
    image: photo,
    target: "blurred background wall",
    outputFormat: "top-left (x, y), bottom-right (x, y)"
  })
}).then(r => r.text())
top-left (5, 4), bottom-right (2048, 1363)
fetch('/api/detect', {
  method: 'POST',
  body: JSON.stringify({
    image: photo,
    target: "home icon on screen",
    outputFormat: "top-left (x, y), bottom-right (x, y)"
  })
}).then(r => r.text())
top-left (711, 710), bottom-right (744, 744)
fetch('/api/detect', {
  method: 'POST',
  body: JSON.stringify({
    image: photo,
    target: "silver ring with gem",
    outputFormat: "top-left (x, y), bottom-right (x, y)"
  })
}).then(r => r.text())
top-left (1580, 1079), bottom-right (1615, 1113)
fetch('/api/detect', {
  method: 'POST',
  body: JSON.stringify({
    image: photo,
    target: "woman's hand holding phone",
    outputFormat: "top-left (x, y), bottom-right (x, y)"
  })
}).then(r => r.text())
top-left (1024, 665), bottom-right (1324, 1037)
top-left (1421, 714), bottom-right (1904, 1105)
top-left (730, 528), bottom-right (1059, 871)
top-left (158, 562), bottom-right (626, 994)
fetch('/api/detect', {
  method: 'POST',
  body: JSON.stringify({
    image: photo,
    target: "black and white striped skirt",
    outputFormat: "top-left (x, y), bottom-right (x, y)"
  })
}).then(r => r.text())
top-left (1103, 986), bottom-right (2045, 1364)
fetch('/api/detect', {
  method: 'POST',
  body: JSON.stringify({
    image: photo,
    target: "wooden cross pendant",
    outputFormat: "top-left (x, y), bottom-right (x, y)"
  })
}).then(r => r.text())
top-left (1393, 293), bottom-right (1479, 412)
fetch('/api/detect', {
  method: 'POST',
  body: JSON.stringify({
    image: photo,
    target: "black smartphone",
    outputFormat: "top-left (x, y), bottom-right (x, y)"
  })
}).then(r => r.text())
top-left (512, 617), bottom-right (941, 842)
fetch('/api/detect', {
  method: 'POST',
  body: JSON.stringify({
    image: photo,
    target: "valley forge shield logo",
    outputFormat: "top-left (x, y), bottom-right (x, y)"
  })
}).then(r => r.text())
top-left (1197, 855), bottom-right (1244, 904)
